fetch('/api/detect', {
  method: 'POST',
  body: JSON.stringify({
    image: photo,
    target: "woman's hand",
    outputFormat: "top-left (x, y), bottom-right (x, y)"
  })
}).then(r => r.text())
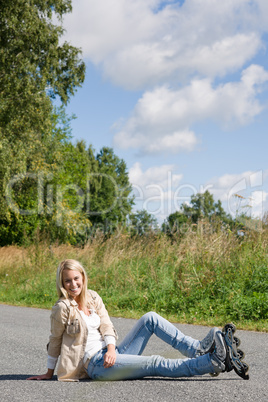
top-left (103, 344), bottom-right (116, 368)
top-left (27, 369), bottom-right (54, 380)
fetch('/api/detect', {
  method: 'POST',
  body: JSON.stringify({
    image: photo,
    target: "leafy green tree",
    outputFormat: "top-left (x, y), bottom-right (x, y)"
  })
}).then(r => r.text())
top-left (51, 145), bottom-right (134, 240)
top-left (163, 191), bottom-right (235, 238)
top-left (129, 209), bottom-right (158, 236)
top-left (0, 108), bottom-right (84, 245)
top-left (88, 147), bottom-right (134, 231)
top-left (182, 191), bottom-right (215, 223)
top-left (42, 139), bottom-right (98, 244)
top-left (0, 0), bottom-right (85, 218)
top-left (161, 211), bottom-right (189, 235)
top-left (181, 190), bottom-right (230, 224)
top-left (0, 131), bottom-right (134, 244)
top-left (0, 1), bottom-right (86, 244)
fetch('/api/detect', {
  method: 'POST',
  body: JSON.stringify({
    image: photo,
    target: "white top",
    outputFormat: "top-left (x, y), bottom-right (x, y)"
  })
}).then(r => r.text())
top-left (47, 309), bottom-right (116, 370)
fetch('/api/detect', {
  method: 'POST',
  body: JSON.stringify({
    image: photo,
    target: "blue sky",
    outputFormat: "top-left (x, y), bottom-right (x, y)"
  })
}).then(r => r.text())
top-left (60, 0), bottom-right (268, 222)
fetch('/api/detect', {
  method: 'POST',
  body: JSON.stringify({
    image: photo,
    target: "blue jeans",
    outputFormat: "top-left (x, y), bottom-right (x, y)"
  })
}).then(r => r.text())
top-left (87, 312), bottom-right (215, 380)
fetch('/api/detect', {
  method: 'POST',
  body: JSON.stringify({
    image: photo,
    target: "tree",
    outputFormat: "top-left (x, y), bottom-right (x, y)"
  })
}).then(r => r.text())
top-left (163, 191), bottom-right (234, 238)
top-left (129, 209), bottom-right (158, 236)
top-left (88, 147), bottom-right (134, 232)
top-left (42, 139), bottom-right (98, 244)
top-left (0, 1), bottom-right (86, 244)
top-left (181, 190), bottom-right (229, 224)
top-left (0, 108), bottom-right (88, 245)
top-left (0, 0), bottom-right (85, 219)
top-left (161, 211), bottom-right (189, 235)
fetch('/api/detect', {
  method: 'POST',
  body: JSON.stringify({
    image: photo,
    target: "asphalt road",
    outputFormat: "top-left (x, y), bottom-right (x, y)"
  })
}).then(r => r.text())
top-left (0, 304), bottom-right (267, 402)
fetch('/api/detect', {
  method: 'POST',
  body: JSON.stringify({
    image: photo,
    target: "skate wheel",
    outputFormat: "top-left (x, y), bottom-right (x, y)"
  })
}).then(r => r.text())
top-left (209, 372), bottom-right (220, 377)
top-left (242, 362), bottom-right (249, 374)
top-left (233, 361), bottom-right (250, 380)
top-left (241, 362), bottom-right (249, 380)
top-left (237, 349), bottom-right (245, 360)
top-left (223, 323), bottom-right (236, 334)
top-left (234, 336), bottom-right (241, 347)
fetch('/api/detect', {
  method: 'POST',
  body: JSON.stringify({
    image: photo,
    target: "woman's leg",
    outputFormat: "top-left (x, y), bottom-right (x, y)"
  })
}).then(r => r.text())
top-left (117, 312), bottom-right (200, 358)
top-left (87, 348), bottom-right (215, 381)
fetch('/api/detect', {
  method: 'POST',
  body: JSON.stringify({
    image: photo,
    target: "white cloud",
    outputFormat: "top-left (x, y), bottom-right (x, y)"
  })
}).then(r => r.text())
top-left (206, 169), bottom-right (268, 218)
top-left (250, 190), bottom-right (268, 218)
top-left (129, 162), bottom-right (182, 191)
top-left (60, 1), bottom-right (268, 157)
top-left (128, 165), bottom-right (268, 219)
top-left (62, 0), bottom-right (267, 89)
top-left (113, 65), bottom-right (268, 154)
top-left (209, 171), bottom-right (258, 192)
top-left (129, 162), bottom-right (183, 214)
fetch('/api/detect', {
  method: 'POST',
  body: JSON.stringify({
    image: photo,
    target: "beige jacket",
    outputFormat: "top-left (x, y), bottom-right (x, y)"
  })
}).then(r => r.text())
top-left (47, 289), bottom-right (117, 381)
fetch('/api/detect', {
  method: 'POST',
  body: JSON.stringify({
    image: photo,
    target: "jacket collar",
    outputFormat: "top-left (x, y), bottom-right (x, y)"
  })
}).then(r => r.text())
top-left (69, 299), bottom-right (78, 307)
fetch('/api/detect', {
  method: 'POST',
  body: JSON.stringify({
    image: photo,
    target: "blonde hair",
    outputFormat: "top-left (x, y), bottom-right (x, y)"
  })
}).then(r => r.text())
top-left (56, 259), bottom-right (88, 308)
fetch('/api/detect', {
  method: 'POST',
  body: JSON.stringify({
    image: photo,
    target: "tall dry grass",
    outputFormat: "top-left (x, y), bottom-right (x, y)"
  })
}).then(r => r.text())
top-left (0, 223), bottom-right (267, 331)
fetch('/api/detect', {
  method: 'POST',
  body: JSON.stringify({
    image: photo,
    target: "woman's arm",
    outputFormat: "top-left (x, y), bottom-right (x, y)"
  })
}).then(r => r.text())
top-left (27, 301), bottom-right (68, 380)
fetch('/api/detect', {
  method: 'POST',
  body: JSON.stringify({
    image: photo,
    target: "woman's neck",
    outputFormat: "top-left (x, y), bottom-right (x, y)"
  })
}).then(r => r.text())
top-left (78, 302), bottom-right (90, 316)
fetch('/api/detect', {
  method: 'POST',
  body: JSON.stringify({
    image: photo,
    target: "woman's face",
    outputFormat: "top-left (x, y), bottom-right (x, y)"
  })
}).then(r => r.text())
top-left (62, 269), bottom-right (84, 301)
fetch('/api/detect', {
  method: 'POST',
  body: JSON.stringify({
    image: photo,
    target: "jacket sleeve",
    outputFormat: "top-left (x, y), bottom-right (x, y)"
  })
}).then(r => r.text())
top-left (47, 301), bottom-right (69, 358)
top-left (89, 290), bottom-right (118, 339)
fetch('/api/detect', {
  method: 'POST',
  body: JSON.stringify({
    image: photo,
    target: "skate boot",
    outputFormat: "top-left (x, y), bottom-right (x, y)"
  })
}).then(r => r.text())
top-left (209, 328), bottom-right (227, 375)
top-left (196, 328), bottom-right (218, 357)
top-left (222, 323), bottom-right (249, 380)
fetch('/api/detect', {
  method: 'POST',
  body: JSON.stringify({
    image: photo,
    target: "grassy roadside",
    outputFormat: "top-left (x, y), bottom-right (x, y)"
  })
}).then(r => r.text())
top-left (0, 226), bottom-right (267, 332)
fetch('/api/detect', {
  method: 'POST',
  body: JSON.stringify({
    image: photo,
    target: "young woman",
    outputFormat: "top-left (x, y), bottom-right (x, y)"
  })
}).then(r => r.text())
top-left (27, 259), bottom-right (232, 382)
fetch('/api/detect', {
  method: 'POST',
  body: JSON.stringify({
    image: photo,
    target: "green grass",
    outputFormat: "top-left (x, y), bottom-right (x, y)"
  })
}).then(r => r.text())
top-left (0, 226), bottom-right (267, 331)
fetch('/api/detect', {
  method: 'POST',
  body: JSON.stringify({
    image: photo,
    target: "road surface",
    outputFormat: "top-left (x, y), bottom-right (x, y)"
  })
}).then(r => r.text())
top-left (0, 304), bottom-right (267, 401)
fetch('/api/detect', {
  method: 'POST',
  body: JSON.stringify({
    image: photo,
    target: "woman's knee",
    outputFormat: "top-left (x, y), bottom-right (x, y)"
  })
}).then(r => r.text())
top-left (140, 311), bottom-right (158, 323)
